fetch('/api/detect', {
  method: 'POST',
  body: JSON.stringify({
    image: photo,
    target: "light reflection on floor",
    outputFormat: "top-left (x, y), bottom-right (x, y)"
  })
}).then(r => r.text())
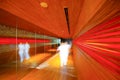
top-left (23, 53), bottom-right (78, 80)
top-left (0, 49), bottom-right (77, 80)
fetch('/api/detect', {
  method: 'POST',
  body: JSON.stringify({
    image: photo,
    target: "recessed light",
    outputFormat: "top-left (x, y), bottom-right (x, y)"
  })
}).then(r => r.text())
top-left (40, 2), bottom-right (48, 8)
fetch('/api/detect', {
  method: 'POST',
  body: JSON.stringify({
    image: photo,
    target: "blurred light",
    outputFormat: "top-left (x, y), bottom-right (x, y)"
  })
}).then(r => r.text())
top-left (40, 2), bottom-right (48, 8)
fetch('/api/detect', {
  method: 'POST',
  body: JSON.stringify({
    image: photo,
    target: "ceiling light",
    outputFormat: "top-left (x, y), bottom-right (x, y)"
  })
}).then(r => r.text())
top-left (40, 2), bottom-right (48, 8)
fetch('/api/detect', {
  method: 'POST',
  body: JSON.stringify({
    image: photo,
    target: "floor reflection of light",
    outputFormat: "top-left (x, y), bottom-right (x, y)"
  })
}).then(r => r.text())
top-left (36, 53), bottom-right (72, 69)
top-left (20, 53), bottom-right (77, 80)
top-left (39, 53), bottom-right (61, 68)
top-left (47, 49), bottom-right (57, 52)
top-left (23, 53), bottom-right (51, 68)
top-left (45, 53), bottom-right (73, 67)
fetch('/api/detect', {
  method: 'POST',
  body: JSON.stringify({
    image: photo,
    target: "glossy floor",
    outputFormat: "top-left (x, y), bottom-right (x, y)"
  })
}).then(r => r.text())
top-left (0, 51), bottom-right (77, 80)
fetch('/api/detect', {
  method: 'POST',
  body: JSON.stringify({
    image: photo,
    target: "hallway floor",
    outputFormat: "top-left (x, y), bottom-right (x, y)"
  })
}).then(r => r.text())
top-left (0, 49), bottom-right (77, 80)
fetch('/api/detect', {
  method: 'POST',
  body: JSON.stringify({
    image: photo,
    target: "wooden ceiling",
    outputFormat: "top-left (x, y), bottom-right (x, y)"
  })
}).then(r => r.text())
top-left (0, 0), bottom-right (120, 38)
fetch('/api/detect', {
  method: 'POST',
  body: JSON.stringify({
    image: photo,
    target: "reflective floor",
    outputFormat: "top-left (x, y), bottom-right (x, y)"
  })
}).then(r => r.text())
top-left (0, 49), bottom-right (77, 80)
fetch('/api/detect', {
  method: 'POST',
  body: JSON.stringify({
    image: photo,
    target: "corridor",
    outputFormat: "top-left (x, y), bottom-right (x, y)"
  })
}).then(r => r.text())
top-left (0, 0), bottom-right (120, 80)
